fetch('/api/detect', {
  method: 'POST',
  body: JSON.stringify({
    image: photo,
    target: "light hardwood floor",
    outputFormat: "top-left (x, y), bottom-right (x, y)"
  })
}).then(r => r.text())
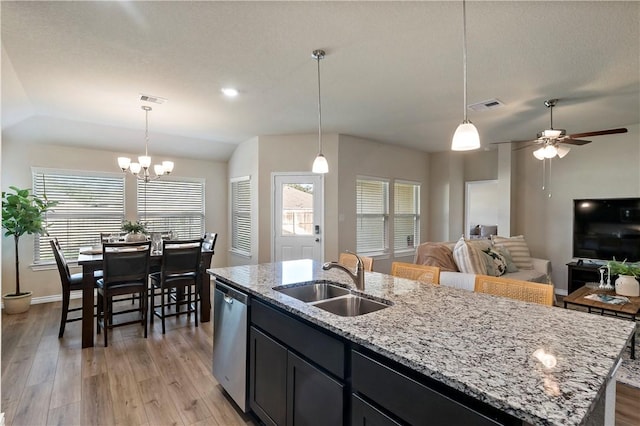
top-left (2, 300), bottom-right (255, 426)
top-left (2, 300), bottom-right (639, 425)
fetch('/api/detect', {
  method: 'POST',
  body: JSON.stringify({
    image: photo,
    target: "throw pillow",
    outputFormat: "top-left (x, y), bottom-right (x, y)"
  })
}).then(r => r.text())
top-left (493, 245), bottom-right (519, 273)
top-left (483, 248), bottom-right (507, 276)
top-left (490, 235), bottom-right (533, 270)
top-left (453, 236), bottom-right (487, 275)
top-left (414, 242), bottom-right (459, 272)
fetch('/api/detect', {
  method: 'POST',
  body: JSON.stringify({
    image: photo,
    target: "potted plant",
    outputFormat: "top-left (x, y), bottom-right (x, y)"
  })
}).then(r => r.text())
top-left (122, 220), bottom-right (147, 242)
top-left (607, 258), bottom-right (640, 297)
top-left (2, 186), bottom-right (58, 314)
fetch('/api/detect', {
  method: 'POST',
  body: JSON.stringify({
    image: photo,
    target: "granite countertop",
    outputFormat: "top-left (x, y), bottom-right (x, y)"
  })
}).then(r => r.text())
top-left (207, 259), bottom-right (636, 426)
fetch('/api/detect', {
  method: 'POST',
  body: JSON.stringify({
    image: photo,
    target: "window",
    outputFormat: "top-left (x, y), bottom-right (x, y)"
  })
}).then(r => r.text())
top-left (231, 176), bottom-right (251, 256)
top-left (394, 181), bottom-right (420, 254)
top-left (356, 178), bottom-right (389, 255)
top-left (137, 178), bottom-right (205, 240)
top-left (33, 168), bottom-right (125, 262)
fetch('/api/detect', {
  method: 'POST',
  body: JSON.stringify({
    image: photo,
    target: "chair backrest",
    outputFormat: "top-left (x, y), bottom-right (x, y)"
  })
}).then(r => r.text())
top-left (202, 232), bottom-right (218, 253)
top-left (338, 252), bottom-right (374, 272)
top-left (102, 242), bottom-right (151, 286)
top-left (390, 262), bottom-right (440, 285)
top-left (474, 275), bottom-right (554, 306)
top-left (50, 238), bottom-right (72, 287)
top-left (161, 239), bottom-right (204, 279)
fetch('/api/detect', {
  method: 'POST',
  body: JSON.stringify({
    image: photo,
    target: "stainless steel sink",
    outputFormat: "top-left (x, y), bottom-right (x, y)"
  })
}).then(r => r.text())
top-left (312, 294), bottom-right (390, 317)
top-left (274, 281), bottom-right (351, 302)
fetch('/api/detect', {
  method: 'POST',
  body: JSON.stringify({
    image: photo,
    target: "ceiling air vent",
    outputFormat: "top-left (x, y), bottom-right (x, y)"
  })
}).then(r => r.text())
top-left (139, 94), bottom-right (167, 104)
top-left (468, 98), bottom-right (505, 112)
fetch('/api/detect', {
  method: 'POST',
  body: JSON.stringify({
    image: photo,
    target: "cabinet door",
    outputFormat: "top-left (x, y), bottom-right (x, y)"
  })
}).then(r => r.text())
top-left (249, 327), bottom-right (288, 426)
top-left (287, 351), bottom-right (344, 426)
top-left (352, 394), bottom-right (402, 426)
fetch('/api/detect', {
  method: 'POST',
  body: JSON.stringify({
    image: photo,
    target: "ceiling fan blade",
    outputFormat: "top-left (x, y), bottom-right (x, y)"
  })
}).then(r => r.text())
top-left (568, 128), bottom-right (628, 139)
top-left (490, 139), bottom-right (536, 145)
top-left (560, 139), bottom-right (591, 146)
top-left (513, 143), bottom-right (537, 152)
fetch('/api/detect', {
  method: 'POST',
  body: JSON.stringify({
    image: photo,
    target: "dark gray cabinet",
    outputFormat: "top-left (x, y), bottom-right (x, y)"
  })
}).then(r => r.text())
top-left (352, 350), bottom-right (519, 426)
top-left (352, 394), bottom-right (402, 426)
top-left (249, 326), bottom-right (287, 426)
top-left (249, 300), bottom-right (345, 426)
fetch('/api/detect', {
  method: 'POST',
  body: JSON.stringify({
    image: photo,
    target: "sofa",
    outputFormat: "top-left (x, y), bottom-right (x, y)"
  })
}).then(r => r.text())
top-left (414, 236), bottom-right (552, 292)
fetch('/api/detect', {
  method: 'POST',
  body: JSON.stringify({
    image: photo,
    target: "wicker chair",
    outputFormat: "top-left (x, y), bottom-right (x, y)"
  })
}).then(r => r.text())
top-left (474, 275), bottom-right (554, 306)
top-left (390, 262), bottom-right (440, 284)
top-left (339, 252), bottom-right (374, 272)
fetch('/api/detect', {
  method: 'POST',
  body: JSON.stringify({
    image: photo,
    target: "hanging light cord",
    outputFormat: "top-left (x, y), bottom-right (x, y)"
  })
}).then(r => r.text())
top-left (462, 0), bottom-right (469, 122)
top-left (144, 106), bottom-right (150, 157)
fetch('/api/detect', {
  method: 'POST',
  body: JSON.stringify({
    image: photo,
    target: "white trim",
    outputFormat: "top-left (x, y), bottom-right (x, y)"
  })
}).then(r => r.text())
top-left (32, 166), bottom-right (123, 180)
top-left (230, 175), bottom-right (251, 183)
top-left (1, 290), bottom-right (85, 309)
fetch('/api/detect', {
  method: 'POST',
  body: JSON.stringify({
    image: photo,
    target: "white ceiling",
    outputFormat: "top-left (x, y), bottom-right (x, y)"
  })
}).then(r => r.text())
top-left (2, 1), bottom-right (639, 162)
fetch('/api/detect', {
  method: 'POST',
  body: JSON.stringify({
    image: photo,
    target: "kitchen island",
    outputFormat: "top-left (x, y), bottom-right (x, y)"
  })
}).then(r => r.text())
top-left (208, 259), bottom-right (635, 426)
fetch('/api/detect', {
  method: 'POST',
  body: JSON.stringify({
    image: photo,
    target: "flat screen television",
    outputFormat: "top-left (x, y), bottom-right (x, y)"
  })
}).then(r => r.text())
top-left (573, 198), bottom-right (640, 262)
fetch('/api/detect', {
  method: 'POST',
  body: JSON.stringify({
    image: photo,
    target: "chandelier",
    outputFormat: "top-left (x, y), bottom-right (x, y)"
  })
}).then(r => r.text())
top-left (117, 106), bottom-right (174, 182)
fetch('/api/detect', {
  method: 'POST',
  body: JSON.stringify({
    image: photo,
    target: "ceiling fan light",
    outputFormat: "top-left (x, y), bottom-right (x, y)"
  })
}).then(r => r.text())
top-left (452, 121), bottom-right (481, 151)
top-left (312, 153), bottom-right (329, 174)
top-left (533, 147), bottom-right (546, 160)
top-left (557, 145), bottom-right (571, 158)
top-left (543, 145), bottom-right (558, 158)
top-left (543, 129), bottom-right (562, 139)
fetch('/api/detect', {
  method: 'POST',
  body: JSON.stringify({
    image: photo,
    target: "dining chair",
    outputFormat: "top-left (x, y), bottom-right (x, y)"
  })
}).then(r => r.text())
top-left (473, 275), bottom-right (554, 306)
top-left (96, 241), bottom-right (151, 347)
top-left (339, 252), bottom-right (374, 272)
top-left (51, 238), bottom-right (102, 338)
top-left (150, 238), bottom-right (203, 334)
top-left (390, 262), bottom-right (440, 285)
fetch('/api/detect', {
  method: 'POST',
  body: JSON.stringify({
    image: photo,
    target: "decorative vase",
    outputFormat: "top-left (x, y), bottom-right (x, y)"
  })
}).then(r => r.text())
top-left (2, 291), bottom-right (33, 314)
top-left (615, 275), bottom-right (640, 297)
top-left (125, 232), bottom-right (147, 242)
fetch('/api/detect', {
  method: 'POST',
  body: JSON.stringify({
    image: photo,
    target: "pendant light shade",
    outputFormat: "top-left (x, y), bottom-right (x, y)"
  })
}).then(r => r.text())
top-left (312, 153), bottom-right (329, 173)
top-left (451, 0), bottom-right (480, 151)
top-left (311, 49), bottom-right (328, 174)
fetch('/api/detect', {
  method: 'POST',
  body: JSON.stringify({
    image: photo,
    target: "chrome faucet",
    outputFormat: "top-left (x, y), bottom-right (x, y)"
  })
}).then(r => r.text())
top-left (322, 251), bottom-right (365, 291)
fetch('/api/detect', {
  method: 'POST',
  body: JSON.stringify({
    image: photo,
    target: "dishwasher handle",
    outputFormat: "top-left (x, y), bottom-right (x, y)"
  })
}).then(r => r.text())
top-left (215, 280), bottom-right (249, 305)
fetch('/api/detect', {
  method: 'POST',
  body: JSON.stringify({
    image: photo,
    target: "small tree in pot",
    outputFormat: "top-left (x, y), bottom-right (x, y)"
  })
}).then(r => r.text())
top-left (2, 186), bottom-right (58, 314)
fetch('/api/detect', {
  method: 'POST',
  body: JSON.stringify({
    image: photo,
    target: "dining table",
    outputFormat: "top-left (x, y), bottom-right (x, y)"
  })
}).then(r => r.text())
top-left (77, 246), bottom-right (214, 348)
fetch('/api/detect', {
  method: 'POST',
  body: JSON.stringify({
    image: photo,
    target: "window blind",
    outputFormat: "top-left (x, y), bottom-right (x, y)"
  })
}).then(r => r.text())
top-left (32, 169), bottom-right (125, 262)
top-left (137, 178), bottom-right (205, 240)
top-left (394, 181), bottom-right (420, 252)
top-left (231, 177), bottom-right (251, 255)
top-left (356, 178), bottom-right (389, 254)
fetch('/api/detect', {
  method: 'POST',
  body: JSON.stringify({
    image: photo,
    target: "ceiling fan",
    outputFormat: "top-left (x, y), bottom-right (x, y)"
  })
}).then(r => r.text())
top-left (496, 99), bottom-right (628, 160)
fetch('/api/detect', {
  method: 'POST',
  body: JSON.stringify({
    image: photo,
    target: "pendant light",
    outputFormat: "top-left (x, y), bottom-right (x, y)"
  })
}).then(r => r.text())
top-left (451, 0), bottom-right (480, 151)
top-left (311, 49), bottom-right (329, 174)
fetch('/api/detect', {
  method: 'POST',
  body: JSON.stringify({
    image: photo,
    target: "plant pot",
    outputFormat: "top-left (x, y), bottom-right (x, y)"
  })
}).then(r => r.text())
top-left (125, 232), bottom-right (147, 242)
top-left (2, 291), bottom-right (33, 314)
top-left (615, 275), bottom-right (640, 297)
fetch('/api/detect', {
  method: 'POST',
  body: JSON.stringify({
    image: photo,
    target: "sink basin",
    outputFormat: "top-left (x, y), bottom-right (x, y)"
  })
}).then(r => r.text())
top-left (312, 294), bottom-right (390, 317)
top-left (274, 281), bottom-right (351, 302)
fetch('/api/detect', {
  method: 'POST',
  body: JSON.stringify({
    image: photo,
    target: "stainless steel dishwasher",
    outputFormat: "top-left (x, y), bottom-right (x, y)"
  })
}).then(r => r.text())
top-left (212, 280), bottom-right (249, 412)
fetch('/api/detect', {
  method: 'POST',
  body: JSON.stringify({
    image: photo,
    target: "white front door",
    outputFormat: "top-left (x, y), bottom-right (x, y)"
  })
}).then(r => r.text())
top-left (273, 173), bottom-right (323, 262)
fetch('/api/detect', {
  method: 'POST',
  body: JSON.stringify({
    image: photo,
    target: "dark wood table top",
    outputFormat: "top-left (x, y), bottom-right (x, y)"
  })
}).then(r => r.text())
top-left (564, 286), bottom-right (640, 315)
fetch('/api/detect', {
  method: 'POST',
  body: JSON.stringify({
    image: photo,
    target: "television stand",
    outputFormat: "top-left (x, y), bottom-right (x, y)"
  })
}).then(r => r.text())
top-left (566, 261), bottom-right (614, 294)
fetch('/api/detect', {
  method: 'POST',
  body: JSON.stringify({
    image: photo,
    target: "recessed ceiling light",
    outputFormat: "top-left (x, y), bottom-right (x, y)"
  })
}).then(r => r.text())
top-left (221, 88), bottom-right (239, 97)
